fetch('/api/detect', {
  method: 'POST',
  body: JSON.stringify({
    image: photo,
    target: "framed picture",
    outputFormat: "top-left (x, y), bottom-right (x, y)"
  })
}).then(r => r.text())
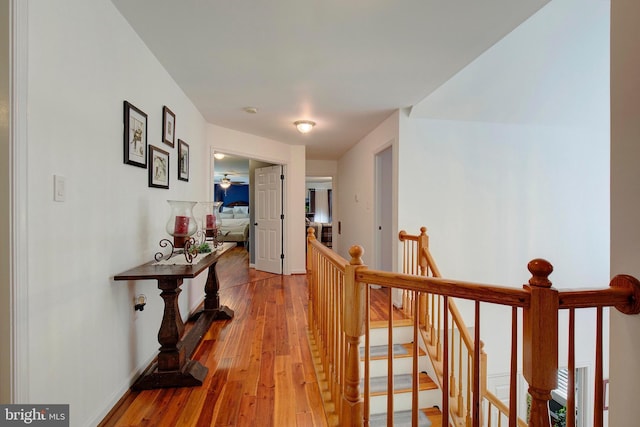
top-left (178, 139), bottom-right (189, 182)
top-left (162, 106), bottom-right (176, 148)
top-left (148, 145), bottom-right (170, 189)
top-left (123, 101), bottom-right (147, 168)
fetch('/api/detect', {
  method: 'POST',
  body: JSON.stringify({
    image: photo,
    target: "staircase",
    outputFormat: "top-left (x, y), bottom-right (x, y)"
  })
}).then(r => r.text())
top-left (363, 319), bottom-right (443, 427)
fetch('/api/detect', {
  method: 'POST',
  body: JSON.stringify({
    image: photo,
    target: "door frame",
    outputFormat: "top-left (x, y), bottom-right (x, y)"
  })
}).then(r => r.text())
top-left (373, 139), bottom-right (397, 273)
top-left (6, 0), bottom-right (30, 403)
top-left (209, 147), bottom-right (293, 274)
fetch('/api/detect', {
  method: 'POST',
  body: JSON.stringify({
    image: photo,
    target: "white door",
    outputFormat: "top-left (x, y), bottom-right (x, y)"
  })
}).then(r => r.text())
top-left (255, 165), bottom-right (283, 274)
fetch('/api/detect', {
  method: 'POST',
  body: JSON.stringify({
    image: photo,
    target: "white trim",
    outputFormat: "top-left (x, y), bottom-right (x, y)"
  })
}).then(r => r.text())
top-left (210, 146), bottom-right (293, 275)
top-left (10, 0), bottom-right (29, 403)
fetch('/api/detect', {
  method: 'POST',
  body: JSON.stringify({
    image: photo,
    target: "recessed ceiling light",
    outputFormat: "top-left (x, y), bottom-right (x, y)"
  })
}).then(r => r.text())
top-left (294, 120), bottom-right (316, 134)
top-left (243, 106), bottom-right (258, 114)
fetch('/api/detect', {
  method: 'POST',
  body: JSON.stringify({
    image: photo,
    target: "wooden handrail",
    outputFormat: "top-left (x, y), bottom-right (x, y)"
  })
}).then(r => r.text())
top-left (307, 227), bottom-right (349, 273)
top-left (356, 270), bottom-right (530, 307)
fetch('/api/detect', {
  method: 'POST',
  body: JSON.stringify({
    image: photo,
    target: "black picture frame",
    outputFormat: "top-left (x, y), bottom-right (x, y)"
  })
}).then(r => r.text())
top-left (162, 106), bottom-right (176, 148)
top-left (148, 145), bottom-right (170, 189)
top-left (123, 101), bottom-right (147, 168)
top-left (178, 139), bottom-right (189, 182)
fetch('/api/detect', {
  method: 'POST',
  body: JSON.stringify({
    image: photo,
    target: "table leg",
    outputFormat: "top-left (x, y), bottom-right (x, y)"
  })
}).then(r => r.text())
top-left (204, 260), bottom-right (234, 319)
top-left (157, 278), bottom-right (185, 371)
top-left (131, 277), bottom-right (207, 390)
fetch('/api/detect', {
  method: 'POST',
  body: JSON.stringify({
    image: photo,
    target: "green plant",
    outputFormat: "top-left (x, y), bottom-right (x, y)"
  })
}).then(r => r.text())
top-left (188, 242), bottom-right (212, 255)
top-left (553, 406), bottom-right (566, 427)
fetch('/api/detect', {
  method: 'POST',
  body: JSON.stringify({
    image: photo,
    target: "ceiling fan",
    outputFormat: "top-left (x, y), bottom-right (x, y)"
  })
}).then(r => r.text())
top-left (218, 173), bottom-right (245, 189)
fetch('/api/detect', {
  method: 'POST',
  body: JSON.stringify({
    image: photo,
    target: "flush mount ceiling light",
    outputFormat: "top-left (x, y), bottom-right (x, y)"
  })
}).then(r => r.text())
top-left (294, 120), bottom-right (316, 134)
top-left (214, 152), bottom-right (225, 160)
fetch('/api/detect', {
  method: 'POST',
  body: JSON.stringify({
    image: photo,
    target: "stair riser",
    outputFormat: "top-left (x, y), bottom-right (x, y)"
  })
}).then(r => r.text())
top-left (361, 357), bottom-right (430, 377)
top-left (366, 326), bottom-right (415, 347)
top-left (367, 389), bottom-right (441, 414)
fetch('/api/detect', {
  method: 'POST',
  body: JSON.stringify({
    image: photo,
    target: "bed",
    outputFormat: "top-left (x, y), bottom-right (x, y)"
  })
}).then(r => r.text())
top-left (218, 201), bottom-right (250, 245)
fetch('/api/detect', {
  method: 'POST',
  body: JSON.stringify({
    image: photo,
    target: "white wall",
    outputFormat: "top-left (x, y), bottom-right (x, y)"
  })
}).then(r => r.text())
top-left (399, 0), bottom-right (610, 378)
top-left (610, 0), bottom-right (640, 424)
top-left (337, 112), bottom-right (398, 264)
top-left (24, 0), bottom-right (211, 424)
top-left (207, 125), bottom-right (306, 274)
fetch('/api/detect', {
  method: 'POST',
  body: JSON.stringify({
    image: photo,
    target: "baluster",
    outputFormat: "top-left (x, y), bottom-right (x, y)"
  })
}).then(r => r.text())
top-left (509, 307), bottom-right (518, 427)
top-left (450, 326), bottom-right (456, 398)
top-left (443, 296), bottom-right (450, 427)
top-left (593, 307), bottom-right (604, 427)
top-left (364, 283), bottom-right (371, 427)
top-left (523, 259), bottom-right (558, 427)
top-left (567, 309), bottom-right (575, 427)
top-left (458, 333), bottom-right (464, 418)
top-left (387, 285), bottom-right (394, 426)
top-left (473, 301), bottom-right (481, 427)
top-left (412, 292), bottom-right (420, 427)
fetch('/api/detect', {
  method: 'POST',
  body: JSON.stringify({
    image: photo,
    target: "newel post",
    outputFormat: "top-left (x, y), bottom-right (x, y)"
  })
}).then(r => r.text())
top-left (417, 226), bottom-right (429, 276)
top-left (307, 227), bottom-right (316, 327)
top-left (523, 259), bottom-right (558, 427)
top-left (417, 227), bottom-right (429, 327)
top-left (342, 245), bottom-right (366, 426)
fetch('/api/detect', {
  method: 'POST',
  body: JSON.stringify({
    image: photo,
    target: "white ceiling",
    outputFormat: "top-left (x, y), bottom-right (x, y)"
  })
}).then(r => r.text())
top-left (112, 0), bottom-right (548, 160)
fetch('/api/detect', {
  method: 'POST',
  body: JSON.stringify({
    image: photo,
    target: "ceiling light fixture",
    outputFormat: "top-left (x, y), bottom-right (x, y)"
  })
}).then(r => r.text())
top-left (243, 106), bottom-right (258, 114)
top-left (214, 152), bottom-right (225, 160)
top-left (219, 174), bottom-right (231, 189)
top-left (294, 120), bottom-right (316, 134)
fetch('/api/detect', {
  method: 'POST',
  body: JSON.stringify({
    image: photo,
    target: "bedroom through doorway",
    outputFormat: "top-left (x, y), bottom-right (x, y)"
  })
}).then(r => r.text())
top-left (213, 152), bottom-right (279, 267)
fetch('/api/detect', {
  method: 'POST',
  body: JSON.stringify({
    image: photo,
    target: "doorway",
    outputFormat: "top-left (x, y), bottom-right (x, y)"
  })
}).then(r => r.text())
top-left (375, 145), bottom-right (393, 271)
top-left (212, 152), bottom-right (281, 270)
top-left (305, 176), bottom-right (333, 249)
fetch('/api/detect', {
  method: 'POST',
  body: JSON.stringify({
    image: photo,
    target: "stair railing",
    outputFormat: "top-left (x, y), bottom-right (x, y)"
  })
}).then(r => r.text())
top-left (307, 227), bottom-right (640, 427)
top-left (400, 227), bottom-right (526, 426)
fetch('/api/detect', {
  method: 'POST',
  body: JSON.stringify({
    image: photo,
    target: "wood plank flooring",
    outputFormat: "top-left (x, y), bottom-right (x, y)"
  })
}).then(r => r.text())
top-left (100, 247), bottom-right (435, 427)
top-left (101, 247), bottom-right (327, 427)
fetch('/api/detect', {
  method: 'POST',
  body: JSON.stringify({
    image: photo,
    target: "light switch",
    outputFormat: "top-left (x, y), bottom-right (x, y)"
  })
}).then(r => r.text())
top-left (54, 175), bottom-right (66, 202)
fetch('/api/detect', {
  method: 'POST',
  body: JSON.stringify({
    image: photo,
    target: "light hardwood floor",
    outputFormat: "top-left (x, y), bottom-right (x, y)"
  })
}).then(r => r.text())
top-left (100, 246), bottom-right (428, 427)
top-left (101, 246), bottom-right (328, 426)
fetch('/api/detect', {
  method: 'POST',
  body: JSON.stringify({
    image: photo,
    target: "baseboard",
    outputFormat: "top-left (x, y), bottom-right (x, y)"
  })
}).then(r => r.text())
top-left (93, 351), bottom-right (157, 426)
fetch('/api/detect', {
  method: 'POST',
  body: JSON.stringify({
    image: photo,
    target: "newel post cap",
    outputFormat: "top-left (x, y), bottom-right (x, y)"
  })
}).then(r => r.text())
top-left (349, 245), bottom-right (364, 266)
top-left (528, 258), bottom-right (553, 288)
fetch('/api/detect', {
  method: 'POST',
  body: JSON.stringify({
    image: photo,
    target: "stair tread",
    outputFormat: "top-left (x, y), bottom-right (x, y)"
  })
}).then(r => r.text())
top-left (361, 342), bottom-right (426, 360)
top-left (364, 372), bottom-right (437, 396)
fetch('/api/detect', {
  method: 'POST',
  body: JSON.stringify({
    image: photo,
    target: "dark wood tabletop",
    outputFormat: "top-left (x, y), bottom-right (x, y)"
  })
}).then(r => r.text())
top-left (113, 246), bottom-right (229, 281)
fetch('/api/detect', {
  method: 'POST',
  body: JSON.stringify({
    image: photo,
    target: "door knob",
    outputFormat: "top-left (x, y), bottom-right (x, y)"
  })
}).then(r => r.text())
top-left (254, 222), bottom-right (258, 226)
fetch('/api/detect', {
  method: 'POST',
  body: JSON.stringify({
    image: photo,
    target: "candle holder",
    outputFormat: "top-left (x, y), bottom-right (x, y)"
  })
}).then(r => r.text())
top-left (198, 201), bottom-right (224, 248)
top-left (155, 200), bottom-right (199, 263)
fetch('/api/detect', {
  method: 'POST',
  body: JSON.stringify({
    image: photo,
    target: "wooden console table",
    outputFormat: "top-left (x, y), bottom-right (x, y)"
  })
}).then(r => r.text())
top-left (114, 244), bottom-right (234, 390)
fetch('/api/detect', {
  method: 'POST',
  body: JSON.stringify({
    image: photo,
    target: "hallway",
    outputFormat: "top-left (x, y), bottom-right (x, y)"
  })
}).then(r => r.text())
top-left (100, 247), bottom-right (328, 426)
